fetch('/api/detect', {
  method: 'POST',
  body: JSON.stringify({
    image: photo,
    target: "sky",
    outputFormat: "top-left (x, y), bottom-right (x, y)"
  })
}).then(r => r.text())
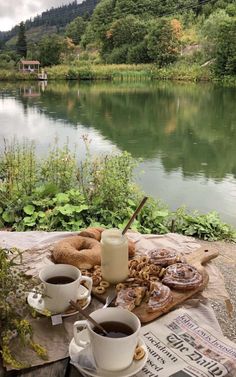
top-left (0, 0), bottom-right (82, 31)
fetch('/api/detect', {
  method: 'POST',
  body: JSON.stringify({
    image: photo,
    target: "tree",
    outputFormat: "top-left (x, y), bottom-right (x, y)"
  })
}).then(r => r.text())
top-left (87, 0), bottom-right (115, 41)
top-left (103, 15), bottom-right (148, 62)
top-left (66, 16), bottom-right (87, 45)
top-left (16, 22), bottom-right (27, 57)
top-left (108, 15), bottom-right (147, 48)
top-left (215, 18), bottom-right (236, 75)
top-left (27, 42), bottom-right (40, 60)
top-left (201, 9), bottom-right (231, 58)
top-left (147, 18), bottom-right (181, 66)
top-left (38, 35), bottom-right (65, 66)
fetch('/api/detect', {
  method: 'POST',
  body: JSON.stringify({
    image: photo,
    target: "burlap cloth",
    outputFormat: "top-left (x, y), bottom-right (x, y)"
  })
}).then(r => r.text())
top-left (0, 231), bottom-right (230, 371)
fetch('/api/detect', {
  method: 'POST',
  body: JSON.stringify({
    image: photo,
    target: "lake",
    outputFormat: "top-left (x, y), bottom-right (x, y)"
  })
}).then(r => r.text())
top-left (0, 80), bottom-right (236, 226)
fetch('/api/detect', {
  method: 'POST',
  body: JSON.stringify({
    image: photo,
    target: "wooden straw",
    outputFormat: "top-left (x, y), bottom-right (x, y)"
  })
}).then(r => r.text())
top-left (122, 196), bottom-right (148, 235)
top-left (69, 300), bottom-right (108, 336)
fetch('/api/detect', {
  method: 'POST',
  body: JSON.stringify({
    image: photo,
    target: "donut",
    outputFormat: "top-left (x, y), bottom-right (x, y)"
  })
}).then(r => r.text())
top-left (162, 263), bottom-right (203, 290)
top-left (52, 236), bottom-right (101, 269)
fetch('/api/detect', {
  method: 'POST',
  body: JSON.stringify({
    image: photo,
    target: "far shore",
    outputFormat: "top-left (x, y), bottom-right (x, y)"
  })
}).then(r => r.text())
top-left (0, 63), bottom-right (235, 84)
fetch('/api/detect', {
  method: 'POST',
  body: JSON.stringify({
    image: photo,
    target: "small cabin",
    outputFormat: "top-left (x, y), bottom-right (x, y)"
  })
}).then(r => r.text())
top-left (19, 60), bottom-right (40, 73)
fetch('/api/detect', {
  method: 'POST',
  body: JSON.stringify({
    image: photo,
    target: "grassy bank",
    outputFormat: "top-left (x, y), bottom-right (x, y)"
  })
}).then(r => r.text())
top-left (0, 139), bottom-right (235, 241)
top-left (0, 62), bottom-right (231, 83)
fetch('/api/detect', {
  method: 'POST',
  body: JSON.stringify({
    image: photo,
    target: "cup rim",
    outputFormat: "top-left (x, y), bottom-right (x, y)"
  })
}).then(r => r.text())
top-left (39, 263), bottom-right (81, 285)
top-left (88, 307), bottom-right (141, 340)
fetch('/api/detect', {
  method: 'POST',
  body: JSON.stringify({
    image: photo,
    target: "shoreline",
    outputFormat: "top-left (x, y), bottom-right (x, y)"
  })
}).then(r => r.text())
top-left (0, 64), bottom-right (235, 85)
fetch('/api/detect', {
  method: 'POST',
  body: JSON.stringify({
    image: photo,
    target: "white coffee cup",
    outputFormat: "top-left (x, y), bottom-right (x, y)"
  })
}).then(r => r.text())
top-left (39, 264), bottom-right (92, 313)
top-left (73, 307), bottom-right (141, 371)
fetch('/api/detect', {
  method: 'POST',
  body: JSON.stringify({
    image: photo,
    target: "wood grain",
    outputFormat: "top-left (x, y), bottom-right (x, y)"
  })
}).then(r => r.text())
top-left (92, 246), bottom-right (219, 323)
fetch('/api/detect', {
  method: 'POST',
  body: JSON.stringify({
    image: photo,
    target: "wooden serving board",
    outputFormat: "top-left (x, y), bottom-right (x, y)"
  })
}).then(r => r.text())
top-left (92, 246), bottom-right (219, 323)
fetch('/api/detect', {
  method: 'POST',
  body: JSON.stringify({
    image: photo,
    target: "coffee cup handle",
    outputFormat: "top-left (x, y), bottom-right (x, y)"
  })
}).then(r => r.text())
top-left (73, 320), bottom-right (90, 348)
top-left (78, 276), bottom-right (92, 299)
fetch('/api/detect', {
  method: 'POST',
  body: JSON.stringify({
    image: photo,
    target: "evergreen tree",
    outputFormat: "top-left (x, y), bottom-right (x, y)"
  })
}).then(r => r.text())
top-left (16, 22), bottom-right (27, 57)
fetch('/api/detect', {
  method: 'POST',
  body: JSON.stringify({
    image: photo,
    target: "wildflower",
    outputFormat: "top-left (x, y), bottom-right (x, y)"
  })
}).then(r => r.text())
top-left (0, 247), bottom-right (48, 367)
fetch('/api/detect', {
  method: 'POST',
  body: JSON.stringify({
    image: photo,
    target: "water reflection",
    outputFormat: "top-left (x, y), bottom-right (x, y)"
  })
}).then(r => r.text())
top-left (0, 81), bottom-right (236, 224)
top-left (8, 80), bottom-right (236, 180)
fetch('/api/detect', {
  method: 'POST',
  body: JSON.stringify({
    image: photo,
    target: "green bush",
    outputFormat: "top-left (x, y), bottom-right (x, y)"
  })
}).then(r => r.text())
top-left (106, 46), bottom-right (129, 64)
top-left (127, 42), bottom-right (151, 64)
top-left (214, 18), bottom-right (236, 76)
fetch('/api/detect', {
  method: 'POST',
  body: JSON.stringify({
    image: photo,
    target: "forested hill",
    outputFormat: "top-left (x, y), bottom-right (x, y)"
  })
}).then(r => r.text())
top-left (0, 0), bottom-right (100, 43)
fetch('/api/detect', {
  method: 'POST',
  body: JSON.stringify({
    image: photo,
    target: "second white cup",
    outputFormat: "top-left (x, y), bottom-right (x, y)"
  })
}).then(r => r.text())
top-left (39, 264), bottom-right (92, 313)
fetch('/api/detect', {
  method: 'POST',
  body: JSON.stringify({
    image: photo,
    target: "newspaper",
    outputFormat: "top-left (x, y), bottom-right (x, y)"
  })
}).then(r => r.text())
top-left (136, 309), bottom-right (236, 377)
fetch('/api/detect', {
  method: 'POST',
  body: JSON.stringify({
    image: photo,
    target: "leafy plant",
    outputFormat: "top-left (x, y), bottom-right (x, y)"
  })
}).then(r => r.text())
top-left (172, 208), bottom-right (236, 241)
top-left (0, 139), bottom-right (235, 241)
top-left (40, 139), bottom-right (78, 191)
top-left (0, 247), bottom-right (47, 368)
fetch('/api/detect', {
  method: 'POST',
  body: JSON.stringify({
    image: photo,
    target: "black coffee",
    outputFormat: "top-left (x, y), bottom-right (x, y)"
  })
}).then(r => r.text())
top-left (46, 276), bottom-right (75, 285)
top-left (93, 321), bottom-right (133, 338)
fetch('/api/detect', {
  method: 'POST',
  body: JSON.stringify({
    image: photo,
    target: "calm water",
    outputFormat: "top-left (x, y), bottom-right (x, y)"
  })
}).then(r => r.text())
top-left (0, 81), bottom-right (236, 226)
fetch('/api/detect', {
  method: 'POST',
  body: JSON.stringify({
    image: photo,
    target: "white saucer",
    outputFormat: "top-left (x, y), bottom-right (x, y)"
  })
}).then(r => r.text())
top-left (27, 285), bottom-right (91, 317)
top-left (69, 334), bottom-right (148, 377)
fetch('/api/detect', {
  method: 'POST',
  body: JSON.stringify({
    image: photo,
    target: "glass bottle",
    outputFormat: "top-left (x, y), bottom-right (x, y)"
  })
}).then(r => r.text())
top-left (101, 228), bottom-right (129, 284)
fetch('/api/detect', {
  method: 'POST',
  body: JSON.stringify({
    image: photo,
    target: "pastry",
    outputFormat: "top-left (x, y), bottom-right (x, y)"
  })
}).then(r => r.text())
top-left (147, 281), bottom-right (173, 312)
top-left (115, 287), bottom-right (146, 311)
top-left (162, 263), bottom-right (203, 290)
top-left (52, 236), bottom-right (101, 269)
top-left (148, 248), bottom-right (183, 267)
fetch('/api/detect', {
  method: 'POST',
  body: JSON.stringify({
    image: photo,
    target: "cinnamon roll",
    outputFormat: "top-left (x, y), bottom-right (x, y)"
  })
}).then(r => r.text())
top-left (147, 281), bottom-right (173, 312)
top-left (162, 263), bottom-right (203, 290)
top-left (148, 248), bottom-right (183, 267)
top-left (115, 287), bottom-right (147, 311)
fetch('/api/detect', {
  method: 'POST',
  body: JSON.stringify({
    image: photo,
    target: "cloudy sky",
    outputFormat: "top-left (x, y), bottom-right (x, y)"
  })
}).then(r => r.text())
top-left (0, 0), bottom-right (82, 31)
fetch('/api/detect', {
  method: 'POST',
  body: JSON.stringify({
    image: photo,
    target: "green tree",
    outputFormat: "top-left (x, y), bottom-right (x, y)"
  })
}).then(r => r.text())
top-left (89, 0), bottom-right (115, 40)
top-left (38, 35), bottom-right (65, 66)
top-left (201, 10), bottom-right (231, 58)
top-left (108, 15), bottom-right (147, 48)
top-left (27, 42), bottom-right (40, 60)
top-left (215, 18), bottom-right (236, 75)
top-left (147, 18), bottom-right (180, 66)
top-left (16, 22), bottom-right (27, 57)
top-left (127, 41), bottom-right (151, 63)
top-left (102, 15), bottom-right (148, 61)
top-left (66, 16), bottom-right (87, 45)
top-left (0, 53), bottom-right (15, 69)
top-left (81, 23), bottom-right (96, 48)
